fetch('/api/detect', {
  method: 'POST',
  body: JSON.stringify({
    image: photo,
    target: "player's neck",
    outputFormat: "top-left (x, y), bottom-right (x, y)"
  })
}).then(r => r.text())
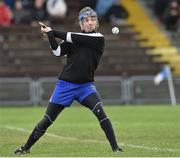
top-left (82, 30), bottom-right (96, 33)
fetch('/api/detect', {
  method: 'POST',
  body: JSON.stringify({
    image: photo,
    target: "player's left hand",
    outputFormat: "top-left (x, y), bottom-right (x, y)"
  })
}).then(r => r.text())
top-left (41, 26), bottom-right (52, 34)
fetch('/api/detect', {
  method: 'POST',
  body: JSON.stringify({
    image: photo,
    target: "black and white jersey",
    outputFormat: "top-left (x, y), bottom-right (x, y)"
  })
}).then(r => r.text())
top-left (47, 30), bottom-right (105, 83)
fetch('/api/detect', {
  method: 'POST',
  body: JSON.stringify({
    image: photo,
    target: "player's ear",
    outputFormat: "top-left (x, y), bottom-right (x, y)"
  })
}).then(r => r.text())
top-left (95, 19), bottom-right (99, 30)
top-left (96, 20), bottom-right (99, 29)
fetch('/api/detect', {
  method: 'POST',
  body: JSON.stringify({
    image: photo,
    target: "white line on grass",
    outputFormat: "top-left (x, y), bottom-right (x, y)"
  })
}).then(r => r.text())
top-left (2, 125), bottom-right (180, 153)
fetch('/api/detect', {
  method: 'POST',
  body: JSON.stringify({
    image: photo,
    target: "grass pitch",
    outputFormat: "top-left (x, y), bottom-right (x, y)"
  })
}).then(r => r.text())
top-left (0, 105), bottom-right (180, 157)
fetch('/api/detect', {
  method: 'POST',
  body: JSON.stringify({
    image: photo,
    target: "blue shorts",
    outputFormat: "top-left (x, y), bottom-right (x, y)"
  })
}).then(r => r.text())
top-left (49, 79), bottom-right (97, 107)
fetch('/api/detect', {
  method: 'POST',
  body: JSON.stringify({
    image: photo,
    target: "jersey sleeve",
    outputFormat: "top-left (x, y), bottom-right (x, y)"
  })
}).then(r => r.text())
top-left (47, 31), bottom-right (69, 57)
top-left (67, 32), bottom-right (105, 50)
top-left (58, 41), bottom-right (70, 56)
top-left (53, 31), bottom-right (104, 50)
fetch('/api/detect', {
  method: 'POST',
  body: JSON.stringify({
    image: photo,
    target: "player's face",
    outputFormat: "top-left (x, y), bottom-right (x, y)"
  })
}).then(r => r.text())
top-left (80, 16), bottom-right (98, 32)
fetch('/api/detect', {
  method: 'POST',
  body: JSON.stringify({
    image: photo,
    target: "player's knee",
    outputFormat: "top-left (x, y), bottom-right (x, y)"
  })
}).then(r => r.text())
top-left (92, 102), bottom-right (107, 121)
top-left (36, 114), bottom-right (53, 131)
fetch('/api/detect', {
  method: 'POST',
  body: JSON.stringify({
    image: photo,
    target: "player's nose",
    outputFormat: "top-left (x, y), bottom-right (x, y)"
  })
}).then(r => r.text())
top-left (88, 22), bottom-right (94, 27)
top-left (88, 19), bottom-right (94, 25)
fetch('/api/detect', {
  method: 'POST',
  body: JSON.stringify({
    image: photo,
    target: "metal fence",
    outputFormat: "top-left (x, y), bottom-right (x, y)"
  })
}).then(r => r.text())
top-left (0, 76), bottom-right (179, 106)
top-left (38, 76), bottom-right (123, 105)
top-left (0, 78), bottom-right (34, 105)
top-left (129, 76), bottom-right (172, 104)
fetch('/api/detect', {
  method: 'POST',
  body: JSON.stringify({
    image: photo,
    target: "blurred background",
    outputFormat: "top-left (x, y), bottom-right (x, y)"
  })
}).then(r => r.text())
top-left (0, 0), bottom-right (180, 106)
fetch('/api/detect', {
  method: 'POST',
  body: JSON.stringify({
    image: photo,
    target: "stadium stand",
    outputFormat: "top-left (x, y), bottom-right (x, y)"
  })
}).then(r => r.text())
top-left (121, 0), bottom-right (180, 76)
top-left (0, 0), bottom-right (168, 78)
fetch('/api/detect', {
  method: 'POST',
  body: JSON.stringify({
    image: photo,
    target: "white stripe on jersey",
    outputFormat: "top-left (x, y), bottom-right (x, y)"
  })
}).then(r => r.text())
top-left (66, 32), bottom-right (103, 43)
top-left (73, 32), bottom-right (104, 37)
top-left (66, 32), bottom-right (73, 43)
top-left (52, 45), bottom-right (61, 56)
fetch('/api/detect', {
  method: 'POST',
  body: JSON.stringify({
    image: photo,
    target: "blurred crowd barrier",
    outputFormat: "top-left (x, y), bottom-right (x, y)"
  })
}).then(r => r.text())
top-left (0, 76), bottom-right (180, 106)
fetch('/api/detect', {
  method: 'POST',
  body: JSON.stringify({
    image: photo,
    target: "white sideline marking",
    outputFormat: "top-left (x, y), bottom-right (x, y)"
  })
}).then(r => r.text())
top-left (2, 125), bottom-right (180, 153)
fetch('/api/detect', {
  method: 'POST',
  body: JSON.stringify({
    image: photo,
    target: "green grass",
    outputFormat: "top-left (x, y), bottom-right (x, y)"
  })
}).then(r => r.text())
top-left (0, 105), bottom-right (180, 157)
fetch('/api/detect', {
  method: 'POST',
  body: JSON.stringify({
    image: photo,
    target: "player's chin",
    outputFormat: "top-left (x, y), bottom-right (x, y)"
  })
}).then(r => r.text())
top-left (85, 28), bottom-right (95, 33)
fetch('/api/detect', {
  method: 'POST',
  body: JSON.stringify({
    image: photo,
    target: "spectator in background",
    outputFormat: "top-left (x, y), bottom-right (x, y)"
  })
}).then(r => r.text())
top-left (79, 0), bottom-right (97, 10)
top-left (46, 0), bottom-right (67, 19)
top-left (96, 0), bottom-right (128, 25)
top-left (163, 0), bottom-right (180, 31)
top-left (21, 0), bottom-right (33, 9)
top-left (13, 0), bottom-right (31, 24)
top-left (0, 0), bottom-right (13, 26)
top-left (4, 0), bottom-right (14, 9)
top-left (31, 0), bottom-right (49, 27)
top-left (153, 0), bottom-right (170, 23)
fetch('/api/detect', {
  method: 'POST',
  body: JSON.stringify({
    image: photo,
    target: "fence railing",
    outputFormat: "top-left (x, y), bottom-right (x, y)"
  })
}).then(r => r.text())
top-left (0, 76), bottom-right (179, 106)
top-left (0, 78), bottom-right (34, 105)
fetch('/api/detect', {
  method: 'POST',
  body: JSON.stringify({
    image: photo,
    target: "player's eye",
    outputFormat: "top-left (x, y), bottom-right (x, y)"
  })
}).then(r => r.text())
top-left (91, 17), bottom-right (96, 21)
top-left (83, 18), bottom-right (89, 23)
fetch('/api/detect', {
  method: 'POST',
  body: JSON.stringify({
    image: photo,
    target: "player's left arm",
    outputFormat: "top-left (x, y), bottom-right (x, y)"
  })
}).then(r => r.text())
top-left (41, 25), bottom-right (104, 50)
top-left (53, 31), bottom-right (104, 50)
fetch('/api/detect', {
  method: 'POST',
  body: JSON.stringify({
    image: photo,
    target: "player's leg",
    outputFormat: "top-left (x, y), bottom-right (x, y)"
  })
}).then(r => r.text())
top-left (14, 103), bottom-right (65, 155)
top-left (14, 80), bottom-right (76, 155)
top-left (81, 93), bottom-right (123, 152)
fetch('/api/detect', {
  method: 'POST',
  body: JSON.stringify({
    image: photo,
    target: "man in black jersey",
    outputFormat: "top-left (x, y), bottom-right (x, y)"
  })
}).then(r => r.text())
top-left (14, 7), bottom-right (122, 155)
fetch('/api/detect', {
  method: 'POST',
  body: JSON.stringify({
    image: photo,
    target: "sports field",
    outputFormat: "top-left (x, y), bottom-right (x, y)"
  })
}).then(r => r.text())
top-left (0, 105), bottom-right (180, 157)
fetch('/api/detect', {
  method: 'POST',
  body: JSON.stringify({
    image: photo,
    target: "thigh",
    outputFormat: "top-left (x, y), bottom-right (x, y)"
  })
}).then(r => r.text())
top-left (45, 103), bottom-right (65, 122)
top-left (80, 93), bottom-right (102, 110)
top-left (76, 82), bottom-right (98, 104)
top-left (81, 93), bottom-right (107, 121)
